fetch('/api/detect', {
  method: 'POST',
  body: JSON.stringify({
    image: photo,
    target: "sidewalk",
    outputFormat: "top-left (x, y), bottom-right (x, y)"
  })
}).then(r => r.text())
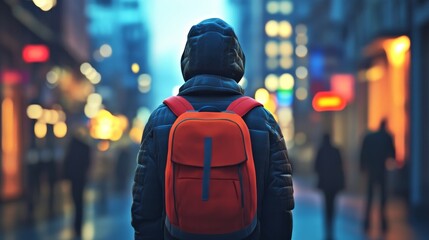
top-left (0, 177), bottom-right (427, 240)
top-left (292, 176), bottom-right (427, 240)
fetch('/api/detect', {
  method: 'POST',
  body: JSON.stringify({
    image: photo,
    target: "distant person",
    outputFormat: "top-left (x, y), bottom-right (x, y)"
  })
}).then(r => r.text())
top-left (131, 18), bottom-right (294, 240)
top-left (63, 127), bottom-right (92, 238)
top-left (41, 125), bottom-right (57, 217)
top-left (360, 119), bottom-right (395, 233)
top-left (314, 133), bottom-right (345, 240)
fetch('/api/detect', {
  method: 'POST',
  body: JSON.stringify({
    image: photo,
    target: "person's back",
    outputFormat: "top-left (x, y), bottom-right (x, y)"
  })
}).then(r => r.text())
top-left (315, 135), bottom-right (344, 193)
top-left (360, 119), bottom-right (395, 232)
top-left (314, 133), bottom-right (344, 240)
top-left (360, 121), bottom-right (395, 180)
top-left (131, 18), bottom-right (294, 240)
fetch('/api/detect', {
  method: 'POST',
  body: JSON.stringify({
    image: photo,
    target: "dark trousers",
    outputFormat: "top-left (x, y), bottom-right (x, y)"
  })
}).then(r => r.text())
top-left (364, 177), bottom-right (387, 231)
top-left (323, 191), bottom-right (337, 239)
top-left (71, 181), bottom-right (85, 237)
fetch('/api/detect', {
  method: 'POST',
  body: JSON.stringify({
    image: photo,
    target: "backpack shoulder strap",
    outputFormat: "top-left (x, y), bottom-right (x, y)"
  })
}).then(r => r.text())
top-left (227, 96), bottom-right (263, 117)
top-left (163, 96), bottom-right (194, 117)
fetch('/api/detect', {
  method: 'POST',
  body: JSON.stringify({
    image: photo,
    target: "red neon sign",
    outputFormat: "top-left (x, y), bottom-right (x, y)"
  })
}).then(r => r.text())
top-left (22, 45), bottom-right (50, 63)
top-left (312, 91), bottom-right (347, 112)
top-left (331, 74), bottom-right (355, 102)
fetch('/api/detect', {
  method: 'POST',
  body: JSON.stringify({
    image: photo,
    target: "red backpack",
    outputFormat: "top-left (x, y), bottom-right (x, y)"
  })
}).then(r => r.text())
top-left (163, 96), bottom-right (262, 240)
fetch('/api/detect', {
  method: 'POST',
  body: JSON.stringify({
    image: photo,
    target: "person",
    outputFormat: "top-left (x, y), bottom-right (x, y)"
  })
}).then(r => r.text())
top-left (63, 127), bottom-right (92, 238)
top-left (314, 133), bottom-right (345, 240)
top-left (360, 119), bottom-right (396, 233)
top-left (131, 18), bottom-right (294, 240)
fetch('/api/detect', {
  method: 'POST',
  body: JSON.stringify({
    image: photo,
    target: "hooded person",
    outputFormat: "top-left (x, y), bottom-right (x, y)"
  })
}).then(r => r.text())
top-left (131, 18), bottom-right (294, 240)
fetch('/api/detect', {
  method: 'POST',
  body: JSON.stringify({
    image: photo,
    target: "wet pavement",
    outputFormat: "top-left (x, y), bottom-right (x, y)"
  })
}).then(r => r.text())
top-left (0, 176), bottom-right (427, 240)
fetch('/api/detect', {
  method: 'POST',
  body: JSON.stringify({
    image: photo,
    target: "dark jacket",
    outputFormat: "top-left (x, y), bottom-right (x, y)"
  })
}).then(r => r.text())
top-left (131, 18), bottom-right (294, 240)
top-left (360, 128), bottom-right (395, 181)
top-left (314, 137), bottom-right (345, 193)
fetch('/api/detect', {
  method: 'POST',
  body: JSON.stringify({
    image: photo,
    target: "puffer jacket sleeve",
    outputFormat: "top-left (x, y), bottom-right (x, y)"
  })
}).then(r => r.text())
top-left (260, 113), bottom-right (294, 240)
top-left (131, 113), bottom-right (164, 240)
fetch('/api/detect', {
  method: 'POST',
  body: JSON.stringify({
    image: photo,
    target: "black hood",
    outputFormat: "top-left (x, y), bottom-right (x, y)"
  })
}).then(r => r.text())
top-left (180, 18), bottom-right (245, 82)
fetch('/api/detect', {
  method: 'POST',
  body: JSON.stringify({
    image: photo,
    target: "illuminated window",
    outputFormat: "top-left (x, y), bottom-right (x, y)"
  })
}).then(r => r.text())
top-left (255, 88), bottom-right (270, 104)
top-left (265, 20), bottom-right (279, 37)
top-left (279, 21), bottom-right (292, 38)
top-left (265, 74), bottom-right (279, 92)
top-left (265, 41), bottom-right (279, 57)
top-left (280, 57), bottom-right (294, 69)
top-left (280, 41), bottom-right (293, 56)
top-left (279, 73), bottom-right (294, 90)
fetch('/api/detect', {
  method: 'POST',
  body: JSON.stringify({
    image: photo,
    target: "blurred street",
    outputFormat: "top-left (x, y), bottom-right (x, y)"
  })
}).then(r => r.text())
top-left (0, 172), bottom-right (428, 240)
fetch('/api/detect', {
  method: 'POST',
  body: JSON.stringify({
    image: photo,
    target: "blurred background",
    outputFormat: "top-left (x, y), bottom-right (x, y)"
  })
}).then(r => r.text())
top-left (0, 0), bottom-right (428, 239)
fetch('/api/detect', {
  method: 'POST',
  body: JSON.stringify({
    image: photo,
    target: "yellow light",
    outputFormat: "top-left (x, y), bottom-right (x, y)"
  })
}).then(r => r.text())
top-left (280, 41), bottom-right (293, 56)
top-left (99, 44), bottom-right (112, 58)
top-left (279, 21), bottom-right (292, 38)
top-left (34, 121), bottom-right (47, 139)
top-left (280, 57), bottom-right (293, 69)
top-left (87, 93), bottom-right (103, 106)
top-left (33, 0), bottom-right (57, 11)
top-left (265, 94), bottom-right (278, 114)
top-left (265, 41), bottom-right (279, 57)
top-left (80, 62), bottom-right (92, 75)
top-left (90, 109), bottom-right (113, 140)
top-left (117, 115), bottom-right (129, 130)
top-left (26, 104), bottom-right (43, 119)
top-left (88, 73), bottom-right (101, 85)
top-left (265, 20), bottom-right (279, 37)
top-left (279, 73), bottom-right (294, 90)
top-left (296, 87), bottom-right (308, 100)
top-left (366, 65), bottom-right (384, 82)
top-left (131, 63), bottom-right (140, 73)
top-left (53, 122), bottom-right (67, 138)
top-left (129, 127), bottom-right (142, 143)
top-left (84, 104), bottom-right (100, 118)
top-left (255, 88), bottom-right (270, 104)
top-left (265, 74), bottom-right (279, 92)
top-left (111, 129), bottom-right (123, 141)
top-left (317, 96), bottom-right (342, 107)
top-left (383, 35), bottom-right (410, 67)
